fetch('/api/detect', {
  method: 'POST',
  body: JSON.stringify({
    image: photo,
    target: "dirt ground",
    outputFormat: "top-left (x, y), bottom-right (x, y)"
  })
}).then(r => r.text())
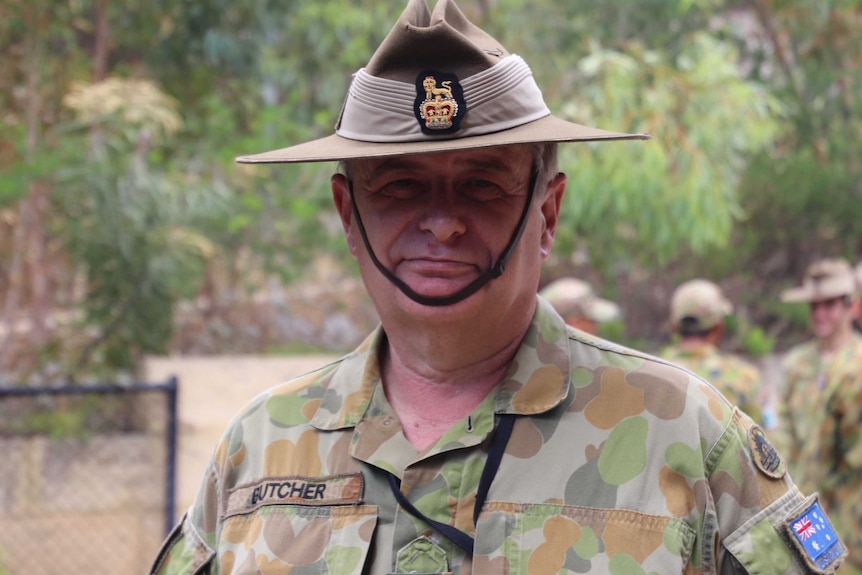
top-left (144, 354), bottom-right (338, 519)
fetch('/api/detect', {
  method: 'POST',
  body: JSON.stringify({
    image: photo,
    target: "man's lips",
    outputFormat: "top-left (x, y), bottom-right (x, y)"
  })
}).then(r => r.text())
top-left (398, 258), bottom-right (480, 278)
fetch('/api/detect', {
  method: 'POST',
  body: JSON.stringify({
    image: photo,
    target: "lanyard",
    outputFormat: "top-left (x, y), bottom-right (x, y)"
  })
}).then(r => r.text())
top-left (386, 413), bottom-right (516, 555)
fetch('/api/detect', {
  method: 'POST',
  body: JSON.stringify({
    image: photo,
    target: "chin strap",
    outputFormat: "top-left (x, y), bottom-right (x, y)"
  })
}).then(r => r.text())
top-left (348, 169), bottom-right (539, 307)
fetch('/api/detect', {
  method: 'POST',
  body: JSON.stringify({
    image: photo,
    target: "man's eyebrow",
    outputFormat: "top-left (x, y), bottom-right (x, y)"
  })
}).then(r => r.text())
top-left (367, 158), bottom-right (424, 174)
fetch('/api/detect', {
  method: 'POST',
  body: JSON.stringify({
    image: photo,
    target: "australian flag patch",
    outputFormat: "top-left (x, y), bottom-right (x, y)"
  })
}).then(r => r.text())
top-left (781, 495), bottom-right (846, 573)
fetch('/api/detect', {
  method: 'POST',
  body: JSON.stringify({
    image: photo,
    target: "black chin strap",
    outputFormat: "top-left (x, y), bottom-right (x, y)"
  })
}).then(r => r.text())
top-left (348, 170), bottom-right (540, 307)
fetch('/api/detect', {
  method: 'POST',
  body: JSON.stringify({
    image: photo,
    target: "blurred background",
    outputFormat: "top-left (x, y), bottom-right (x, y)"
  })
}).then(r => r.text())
top-left (0, 0), bottom-right (860, 572)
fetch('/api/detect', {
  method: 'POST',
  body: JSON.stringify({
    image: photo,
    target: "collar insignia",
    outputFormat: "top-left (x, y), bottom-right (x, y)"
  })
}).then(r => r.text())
top-left (414, 71), bottom-right (466, 136)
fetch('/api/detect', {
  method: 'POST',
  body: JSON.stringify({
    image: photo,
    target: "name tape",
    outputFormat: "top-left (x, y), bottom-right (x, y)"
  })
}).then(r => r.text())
top-left (225, 473), bottom-right (364, 518)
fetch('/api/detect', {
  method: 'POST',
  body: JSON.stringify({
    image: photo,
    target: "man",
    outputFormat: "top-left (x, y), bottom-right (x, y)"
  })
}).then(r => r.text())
top-left (151, 1), bottom-right (845, 573)
top-left (779, 257), bottom-right (862, 573)
top-left (539, 277), bottom-right (621, 335)
top-left (661, 279), bottom-right (766, 426)
top-left (855, 261), bottom-right (862, 333)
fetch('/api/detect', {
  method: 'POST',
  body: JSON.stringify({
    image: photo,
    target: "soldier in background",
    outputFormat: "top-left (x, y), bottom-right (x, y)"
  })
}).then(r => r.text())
top-left (539, 277), bottom-right (620, 335)
top-left (661, 279), bottom-right (766, 426)
top-left (855, 261), bottom-right (862, 333)
top-left (779, 257), bottom-right (862, 573)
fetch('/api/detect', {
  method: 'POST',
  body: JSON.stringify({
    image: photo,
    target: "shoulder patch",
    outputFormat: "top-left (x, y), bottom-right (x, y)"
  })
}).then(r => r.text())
top-left (224, 473), bottom-right (365, 519)
top-left (779, 495), bottom-right (846, 573)
top-left (747, 424), bottom-right (785, 479)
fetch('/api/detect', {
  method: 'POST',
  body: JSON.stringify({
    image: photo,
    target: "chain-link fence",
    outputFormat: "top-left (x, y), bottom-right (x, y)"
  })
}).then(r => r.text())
top-left (0, 379), bottom-right (178, 575)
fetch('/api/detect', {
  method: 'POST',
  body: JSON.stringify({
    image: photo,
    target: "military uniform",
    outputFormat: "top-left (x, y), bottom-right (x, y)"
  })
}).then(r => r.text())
top-left (779, 333), bottom-right (862, 573)
top-left (151, 299), bottom-right (842, 575)
top-left (661, 343), bottom-right (764, 425)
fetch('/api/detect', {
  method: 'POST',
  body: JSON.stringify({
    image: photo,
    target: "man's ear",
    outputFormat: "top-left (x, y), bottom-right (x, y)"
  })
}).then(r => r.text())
top-left (539, 172), bottom-right (567, 259)
top-left (331, 174), bottom-right (358, 254)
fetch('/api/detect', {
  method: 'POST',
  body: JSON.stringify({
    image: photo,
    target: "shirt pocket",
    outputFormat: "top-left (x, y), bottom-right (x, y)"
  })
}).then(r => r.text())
top-left (474, 502), bottom-right (696, 575)
top-left (217, 504), bottom-right (378, 575)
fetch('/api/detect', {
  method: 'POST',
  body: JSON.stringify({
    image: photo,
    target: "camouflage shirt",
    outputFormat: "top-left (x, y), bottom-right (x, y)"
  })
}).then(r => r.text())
top-left (151, 298), bottom-right (844, 575)
top-left (660, 343), bottom-right (764, 425)
top-left (778, 333), bottom-right (862, 573)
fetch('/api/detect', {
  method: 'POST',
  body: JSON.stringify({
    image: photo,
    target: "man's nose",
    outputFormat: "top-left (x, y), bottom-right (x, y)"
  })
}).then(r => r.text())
top-left (418, 191), bottom-right (467, 241)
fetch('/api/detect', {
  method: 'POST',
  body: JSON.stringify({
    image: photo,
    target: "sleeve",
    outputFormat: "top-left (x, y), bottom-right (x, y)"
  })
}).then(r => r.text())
top-left (149, 465), bottom-right (219, 575)
top-left (773, 359), bottom-right (799, 461)
top-left (714, 410), bottom-right (847, 575)
top-left (829, 370), bottom-right (862, 477)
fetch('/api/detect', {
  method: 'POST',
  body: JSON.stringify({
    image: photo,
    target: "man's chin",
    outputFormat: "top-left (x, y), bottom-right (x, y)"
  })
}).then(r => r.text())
top-left (399, 276), bottom-right (482, 301)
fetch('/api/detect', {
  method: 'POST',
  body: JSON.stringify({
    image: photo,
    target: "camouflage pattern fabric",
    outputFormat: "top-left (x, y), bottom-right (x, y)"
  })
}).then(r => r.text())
top-left (777, 333), bottom-right (862, 574)
top-left (660, 343), bottom-right (764, 426)
top-left (151, 298), bottom-right (842, 575)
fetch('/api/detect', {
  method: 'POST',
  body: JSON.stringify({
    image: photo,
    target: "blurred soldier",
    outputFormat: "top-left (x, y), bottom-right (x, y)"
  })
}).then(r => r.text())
top-left (855, 261), bottom-right (862, 333)
top-left (779, 257), bottom-right (862, 572)
top-left (539, 277), bottom-right (620, 335)
top-left (661, 279), bottom-right (766, 426)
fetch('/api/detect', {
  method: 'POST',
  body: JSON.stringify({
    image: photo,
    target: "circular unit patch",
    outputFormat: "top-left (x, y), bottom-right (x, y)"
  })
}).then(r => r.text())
top-left (748, 424), bottom-right (786, 479)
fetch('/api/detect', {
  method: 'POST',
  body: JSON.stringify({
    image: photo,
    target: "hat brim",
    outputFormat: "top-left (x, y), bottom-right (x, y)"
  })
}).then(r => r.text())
top-left (236, 115), bottom-right (649, 164)
top-left (780, 280), bottom-right (855, 303)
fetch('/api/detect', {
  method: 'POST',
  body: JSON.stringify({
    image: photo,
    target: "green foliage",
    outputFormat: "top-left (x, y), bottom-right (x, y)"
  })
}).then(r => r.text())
top-left (596, 320), bottom-right (626, 344)
top-left (17, 408), bottom-right (90, 440)
top-left (32, 78), bottom-right (231, 379)
top-left (727, 2), bottom-right (862, 271)
top-left (741, 326), bottom-right (776, 358)
top-left (0, 393), bottom-right (136, 439)
top-left (598, 319), bottom-right (656, 354)
top-left (551, 33), bottom-right (781, 269)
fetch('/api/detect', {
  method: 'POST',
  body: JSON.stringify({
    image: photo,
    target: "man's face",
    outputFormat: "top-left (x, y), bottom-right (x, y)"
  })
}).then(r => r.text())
top-left (809, 295), bottom-right (854, 340)
top-left (332, 145), bottom-right (565, 324)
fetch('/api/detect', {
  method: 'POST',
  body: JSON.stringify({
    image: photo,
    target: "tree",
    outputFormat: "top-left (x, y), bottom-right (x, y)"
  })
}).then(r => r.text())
top-left (0, 0), bottom-right (859, 373)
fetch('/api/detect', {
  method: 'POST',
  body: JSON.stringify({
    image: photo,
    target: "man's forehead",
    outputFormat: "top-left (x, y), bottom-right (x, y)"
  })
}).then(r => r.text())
top-left (810, 295), bottom-right (848, 306)
top-left (350, 144), bottom-right (534, 175)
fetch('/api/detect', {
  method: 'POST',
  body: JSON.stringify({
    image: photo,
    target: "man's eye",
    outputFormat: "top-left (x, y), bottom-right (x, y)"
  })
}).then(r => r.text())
top-left (380, 180), bottom-right (423, 199)
top-left (462, 180), bottom-right (504, 201)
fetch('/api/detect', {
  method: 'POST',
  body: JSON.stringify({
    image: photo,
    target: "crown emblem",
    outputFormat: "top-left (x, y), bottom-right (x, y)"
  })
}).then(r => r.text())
top-left (414, 71), bottom-right (466, 136)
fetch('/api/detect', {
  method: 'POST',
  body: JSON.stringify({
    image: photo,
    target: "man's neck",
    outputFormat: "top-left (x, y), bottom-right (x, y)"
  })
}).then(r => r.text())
top-left (379, 320), bottom-right (527, 451)
top-left (678, 337), bottom-right (715, 352)
top-left (819, 327), bottom-right (854, 354)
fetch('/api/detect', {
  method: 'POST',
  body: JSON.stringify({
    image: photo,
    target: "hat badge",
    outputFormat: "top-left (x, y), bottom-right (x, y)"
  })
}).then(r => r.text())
top-left (414, 71), bottom-right (466, 135)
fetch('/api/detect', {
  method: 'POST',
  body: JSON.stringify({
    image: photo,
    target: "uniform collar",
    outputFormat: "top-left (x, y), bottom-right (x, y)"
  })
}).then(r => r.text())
top-left (310, 296), bottom-right (572, 431)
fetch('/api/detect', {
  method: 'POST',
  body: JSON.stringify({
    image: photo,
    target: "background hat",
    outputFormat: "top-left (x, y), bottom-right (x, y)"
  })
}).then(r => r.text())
top-left (780, 258), bottom-right (857, 303)
top-left (670, 279), bottom-right (733, 331)
top-left (237, 0), bottom-right (648, 164)
top-left (539, 278), bottom-right (621, 323)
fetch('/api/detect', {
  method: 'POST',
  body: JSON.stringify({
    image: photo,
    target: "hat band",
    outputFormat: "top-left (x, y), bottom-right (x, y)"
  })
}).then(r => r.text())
top-left (336, 55), bottom-right (551, 143)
